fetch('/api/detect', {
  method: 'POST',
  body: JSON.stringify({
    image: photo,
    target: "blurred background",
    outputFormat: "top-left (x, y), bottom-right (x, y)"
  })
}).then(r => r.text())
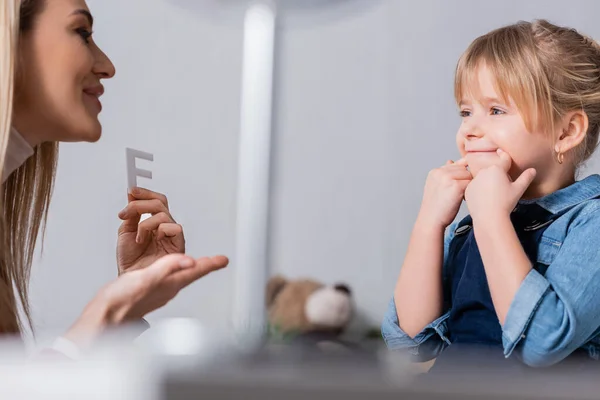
top-left (26, 0), bottom-right (600, 343)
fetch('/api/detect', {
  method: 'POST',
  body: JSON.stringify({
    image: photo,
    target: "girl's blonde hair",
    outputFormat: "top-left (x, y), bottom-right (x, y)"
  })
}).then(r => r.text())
top-left (455, 19), bottom-right (600, 166)
top-left (0, 0), bottom-right (58, 335)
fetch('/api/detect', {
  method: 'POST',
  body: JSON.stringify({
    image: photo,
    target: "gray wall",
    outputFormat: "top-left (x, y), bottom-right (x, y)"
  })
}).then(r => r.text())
top-left (28, 0), bottom-right (600, 339)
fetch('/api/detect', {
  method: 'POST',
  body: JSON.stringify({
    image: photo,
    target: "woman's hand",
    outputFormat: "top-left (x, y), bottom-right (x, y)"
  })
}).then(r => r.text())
top-left (64, 253), bottom-right (229, 348)
top-left (117, 187), bottom-right (185, 274)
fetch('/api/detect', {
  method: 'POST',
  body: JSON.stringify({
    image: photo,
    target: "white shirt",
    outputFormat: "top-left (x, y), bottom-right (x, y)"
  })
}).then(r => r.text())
top-left (2, 127), bottom-right (34, 183)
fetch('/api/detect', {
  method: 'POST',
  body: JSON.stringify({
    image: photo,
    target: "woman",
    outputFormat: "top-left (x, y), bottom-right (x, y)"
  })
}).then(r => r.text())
top-left (0, 0), bottom-right (229, 353)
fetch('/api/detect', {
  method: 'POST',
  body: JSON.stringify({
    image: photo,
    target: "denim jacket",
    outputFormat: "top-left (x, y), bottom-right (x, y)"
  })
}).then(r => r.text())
top-left (381, 174), bottom-right (600, 368)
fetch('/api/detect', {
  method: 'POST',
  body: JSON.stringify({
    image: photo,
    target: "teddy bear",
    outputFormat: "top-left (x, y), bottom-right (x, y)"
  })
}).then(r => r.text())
top-left (265, 274), bottom-right (356, 352)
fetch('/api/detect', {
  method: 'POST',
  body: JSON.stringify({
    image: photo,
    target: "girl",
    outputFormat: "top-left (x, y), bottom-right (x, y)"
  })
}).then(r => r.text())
top-left (0, 0), bottom-right (228, 357)
top-left (382, 19), bottom-right (600, 371)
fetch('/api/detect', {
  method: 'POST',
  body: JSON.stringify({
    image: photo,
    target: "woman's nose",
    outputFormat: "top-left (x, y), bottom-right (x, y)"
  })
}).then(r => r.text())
top-left (92, 45), bottom-right (116, 79)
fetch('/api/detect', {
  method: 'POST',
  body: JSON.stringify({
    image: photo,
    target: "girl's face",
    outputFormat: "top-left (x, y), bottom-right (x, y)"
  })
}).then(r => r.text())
top-left (456, 65), bottom-right (559, 188)
top-left (13, 0), bottom-right (115, 146)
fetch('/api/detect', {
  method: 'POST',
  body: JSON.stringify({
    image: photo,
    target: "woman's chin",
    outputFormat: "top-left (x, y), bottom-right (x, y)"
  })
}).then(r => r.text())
top-left (86, 128), bottom-right (102, 143)
top-left (84, 117), bottom-right (102, 142)
top-left (64, 119), bottom-right (102, 143)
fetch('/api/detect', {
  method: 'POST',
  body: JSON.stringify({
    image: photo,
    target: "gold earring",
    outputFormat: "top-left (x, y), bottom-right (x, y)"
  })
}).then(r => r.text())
top-left (556, 150), bottom-right (564, 164)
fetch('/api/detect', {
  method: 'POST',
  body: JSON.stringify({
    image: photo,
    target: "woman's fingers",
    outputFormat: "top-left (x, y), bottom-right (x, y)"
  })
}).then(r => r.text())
top-left (119, 188), bottom-right (172, 225)
top-left (147, 254), bottom-right (196, 281)
top-left (146, 254), bottom-right (228, 287)
top-left (95, 254), bottom-right (227, 326)
top-left (135, 212), bottom-right (180, 243)
top-left (128, 187), bottom-right (169, 209)
top-left (165, 256), bottom-right (229, 290)
top-left (156, 223), bottom-right (184, 242)
top-left (118, 199), bottom-right (171, 220)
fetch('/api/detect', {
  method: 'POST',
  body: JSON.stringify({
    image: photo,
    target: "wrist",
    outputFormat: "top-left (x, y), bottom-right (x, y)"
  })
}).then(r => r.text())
top-left (63, 296), bottom-right (110, 350)
top-left (415, 211), bottom-right (449, 233)
top-left (472, 211), bottom-right (512, 238)
top-left (50, 336), bottom-right (82, 360)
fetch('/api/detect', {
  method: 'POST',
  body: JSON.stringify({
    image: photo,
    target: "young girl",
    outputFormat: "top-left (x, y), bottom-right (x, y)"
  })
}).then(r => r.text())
top-left (382, 19), bottom-right (600, 371)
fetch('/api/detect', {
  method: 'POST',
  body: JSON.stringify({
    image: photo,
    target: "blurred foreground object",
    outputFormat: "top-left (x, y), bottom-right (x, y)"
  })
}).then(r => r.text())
top-left (1, 319), bottom-right (600, 399)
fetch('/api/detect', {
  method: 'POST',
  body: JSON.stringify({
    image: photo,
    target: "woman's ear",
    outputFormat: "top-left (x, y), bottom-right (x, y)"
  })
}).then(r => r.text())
top-left (555, 110), bottom-right (589, 155)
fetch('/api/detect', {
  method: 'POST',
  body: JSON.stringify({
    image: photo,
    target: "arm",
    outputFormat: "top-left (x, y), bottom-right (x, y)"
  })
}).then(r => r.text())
top-left (382, 159), bottom-right (470, 358)
top-left (61, 254), bottom-right (227, 355)
top-left (477, 205), bottom-right (600, 367)
top-left (381, 219), bottom-right (456, 361)
top-left (473, 214), bottom-right (531, 325)
top-left (394, 214), bottom-right (448, 337)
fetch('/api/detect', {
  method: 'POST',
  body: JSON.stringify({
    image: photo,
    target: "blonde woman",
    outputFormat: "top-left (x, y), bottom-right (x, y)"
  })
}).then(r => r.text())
top-left (0, 0), bottom-right (228, 354)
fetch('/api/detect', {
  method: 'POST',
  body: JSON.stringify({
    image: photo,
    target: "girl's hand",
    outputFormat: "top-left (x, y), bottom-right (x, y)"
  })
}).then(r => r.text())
top-left (465, 149), bottom-right (536, 221)
top-left (117, 187), bottom-right (185, 275)
top-left (418, 158), bottom-right (472, 229)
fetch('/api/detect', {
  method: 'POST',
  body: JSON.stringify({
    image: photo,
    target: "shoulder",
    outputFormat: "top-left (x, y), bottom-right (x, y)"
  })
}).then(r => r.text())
top-left (564, 198), bottom-right (600, 229)
top-left (546, 198), bottom-right (600, 249)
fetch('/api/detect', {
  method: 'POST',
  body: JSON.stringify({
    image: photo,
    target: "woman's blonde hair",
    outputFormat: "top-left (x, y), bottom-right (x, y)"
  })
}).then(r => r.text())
top-left (0, 0), bottom-right (58, 335)
top-left (455, 19), bottom-right (600, 166)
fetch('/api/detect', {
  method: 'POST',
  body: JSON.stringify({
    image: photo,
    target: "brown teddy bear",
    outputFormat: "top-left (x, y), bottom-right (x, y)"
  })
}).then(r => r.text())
top-left (265, 274), bottom-right (355, 350)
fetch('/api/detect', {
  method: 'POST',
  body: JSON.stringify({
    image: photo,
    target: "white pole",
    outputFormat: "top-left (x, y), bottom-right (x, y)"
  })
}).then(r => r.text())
top-left (232, 0), bottom-right (276, 350)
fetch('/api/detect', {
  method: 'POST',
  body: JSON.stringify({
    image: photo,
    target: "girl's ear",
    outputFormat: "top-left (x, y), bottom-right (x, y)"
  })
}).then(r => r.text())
top-left (555, 110), bottom-right (588, 157)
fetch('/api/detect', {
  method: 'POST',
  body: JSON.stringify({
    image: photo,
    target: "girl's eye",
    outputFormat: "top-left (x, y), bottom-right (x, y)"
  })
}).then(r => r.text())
top-left (491, 107), bottom-right (505, 115)
top-left (460, 110), bottom-right (471, 117)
